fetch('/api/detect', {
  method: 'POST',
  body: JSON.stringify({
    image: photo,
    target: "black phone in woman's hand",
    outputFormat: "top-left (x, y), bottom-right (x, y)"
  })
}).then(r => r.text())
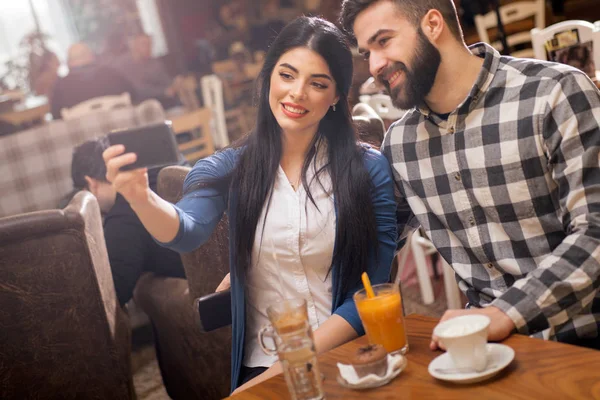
top-left (196, 289), bottom-right (232, 332)
top-left (107, 122), bottom-right (180, 171)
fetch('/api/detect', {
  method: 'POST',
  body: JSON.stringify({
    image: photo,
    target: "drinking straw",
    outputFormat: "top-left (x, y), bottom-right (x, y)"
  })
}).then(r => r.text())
top-left (361, 272), bottom-right (376, 299)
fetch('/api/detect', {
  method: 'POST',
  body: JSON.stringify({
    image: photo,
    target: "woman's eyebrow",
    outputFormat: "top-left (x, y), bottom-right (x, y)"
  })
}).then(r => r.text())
top-left (279, 63), bottom-right (333, 82)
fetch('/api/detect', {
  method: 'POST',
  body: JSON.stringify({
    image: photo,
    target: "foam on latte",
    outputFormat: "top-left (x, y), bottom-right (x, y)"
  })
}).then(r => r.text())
top-left (440, 321), bottom-right (486, 337)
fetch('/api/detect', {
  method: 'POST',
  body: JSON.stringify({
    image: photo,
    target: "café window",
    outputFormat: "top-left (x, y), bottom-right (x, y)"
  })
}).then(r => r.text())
top-left (0, 0), bottom-right (77, 88)
top-left (0, 0), bottom-right (168, 92)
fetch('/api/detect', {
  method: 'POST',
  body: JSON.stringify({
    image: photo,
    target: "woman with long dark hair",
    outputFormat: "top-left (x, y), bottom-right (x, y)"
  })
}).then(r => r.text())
top-left (103, 16), bottom-right (397, 393)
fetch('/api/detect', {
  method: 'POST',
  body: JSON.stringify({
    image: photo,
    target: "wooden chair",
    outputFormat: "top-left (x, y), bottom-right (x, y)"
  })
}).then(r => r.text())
top-left (410, 229), bottom-right (462, 309)
top-left (212, 58), bottom-right (255, 105)
top-left (175, 75), bottom-right (201, 111)
top-left (169, 107), bottom-right (215, 163)
top-left (200, 74), bottom-right (230, 148)
top-left (201, 74), bottom-right (255, 147)
top-left (224, 106), bottom-right (253, 142)
top-left (475, 0), bottom-right (545, 58)
top-left (211, 59), bottom-right (240, 106)
top-left (61, 92), bottom-right (132, 120)
top-left (531, 20), bottom-right (600, 72)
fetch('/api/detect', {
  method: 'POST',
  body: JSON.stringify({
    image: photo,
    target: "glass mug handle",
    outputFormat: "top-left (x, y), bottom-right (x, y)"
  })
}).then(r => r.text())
top-left (258, 324), bottom-right (278, 356)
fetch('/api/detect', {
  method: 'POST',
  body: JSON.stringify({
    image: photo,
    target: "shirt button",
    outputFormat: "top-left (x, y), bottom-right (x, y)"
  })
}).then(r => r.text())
top-left (449, 126), bottom-right (455, 134)
top-left (469, 217), bottom-right (475, 226)
top-left (454, 172), bottom-right (461, 181)
top-left (486, 263), bottom-right (493, 268)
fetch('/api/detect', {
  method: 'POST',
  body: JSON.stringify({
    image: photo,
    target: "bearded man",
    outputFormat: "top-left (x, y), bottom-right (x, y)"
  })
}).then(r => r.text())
top-left (341, 0), bottom-right (600, 350)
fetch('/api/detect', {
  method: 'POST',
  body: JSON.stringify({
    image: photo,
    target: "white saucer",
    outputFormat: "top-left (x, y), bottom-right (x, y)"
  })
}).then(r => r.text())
top-left (428, 343), bottom-right (514, 384)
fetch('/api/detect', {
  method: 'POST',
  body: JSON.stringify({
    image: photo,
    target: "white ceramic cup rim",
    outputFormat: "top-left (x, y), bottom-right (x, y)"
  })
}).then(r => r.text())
top-left (433, 315), bottom-right (491, 339)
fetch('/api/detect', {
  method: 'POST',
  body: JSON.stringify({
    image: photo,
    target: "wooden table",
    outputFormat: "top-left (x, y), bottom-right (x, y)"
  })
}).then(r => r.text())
top-left (229, 314), bottom-right (600, 399)
top-left (0, 96), bottom-right (49, 126)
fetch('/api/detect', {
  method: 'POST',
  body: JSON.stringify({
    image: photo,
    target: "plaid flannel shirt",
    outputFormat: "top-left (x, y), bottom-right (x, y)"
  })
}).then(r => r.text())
top-left (382, 43), bottom-right (600, 343)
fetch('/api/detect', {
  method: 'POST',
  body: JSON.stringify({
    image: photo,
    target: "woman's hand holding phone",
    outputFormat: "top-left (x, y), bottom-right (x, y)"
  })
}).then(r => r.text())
top-left (103, 143), bottom-right (181, 244)
top-left (103, 145), bottom-right (151, 208)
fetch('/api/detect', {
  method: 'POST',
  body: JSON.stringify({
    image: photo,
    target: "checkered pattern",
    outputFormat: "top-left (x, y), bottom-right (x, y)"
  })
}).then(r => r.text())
top-left (0, 100), bottom-right (165, 218)
top-left (383, 43), bottom-right (600, 342)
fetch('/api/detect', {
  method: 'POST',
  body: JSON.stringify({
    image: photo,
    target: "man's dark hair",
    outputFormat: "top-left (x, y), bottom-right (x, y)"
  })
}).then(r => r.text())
top-left (340, 0), bottom-right (463, 43)
top-left (71, 137), bottom-right (109, 189)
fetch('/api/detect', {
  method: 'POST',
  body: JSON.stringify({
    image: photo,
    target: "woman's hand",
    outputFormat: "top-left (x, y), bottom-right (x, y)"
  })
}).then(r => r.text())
top-left (215, 273), bottom-right (231, 292)
top-left (103, 145), bottom-right (151, 208)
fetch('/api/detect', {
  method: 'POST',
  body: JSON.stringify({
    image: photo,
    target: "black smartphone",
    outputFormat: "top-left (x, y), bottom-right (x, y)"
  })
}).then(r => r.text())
top-left (196, 289), bottom-right (232, 332)
top-left (107, 122), bottom-right (180, 171)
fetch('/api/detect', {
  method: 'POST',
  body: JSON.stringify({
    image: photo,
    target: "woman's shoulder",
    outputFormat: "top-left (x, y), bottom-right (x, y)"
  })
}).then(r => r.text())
top-left (190, 147), bottom-right (243, 175)
top-left (358, 144), bottom-right (390, 175)
top-left (184, 147), bottom-right (243, 188)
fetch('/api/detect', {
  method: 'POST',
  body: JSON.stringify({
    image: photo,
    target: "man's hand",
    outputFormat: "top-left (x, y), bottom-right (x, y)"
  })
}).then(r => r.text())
top-left (430, 306), bottom-right (516, 350)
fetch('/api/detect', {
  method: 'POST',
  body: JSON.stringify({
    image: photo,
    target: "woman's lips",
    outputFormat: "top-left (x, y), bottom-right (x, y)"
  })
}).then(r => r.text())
top-left (281, 103), bottom-right (309, 119)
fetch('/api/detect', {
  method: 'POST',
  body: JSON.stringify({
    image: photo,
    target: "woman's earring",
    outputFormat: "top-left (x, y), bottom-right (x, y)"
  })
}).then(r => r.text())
top-left (332, 103), bottom-right (336, 112)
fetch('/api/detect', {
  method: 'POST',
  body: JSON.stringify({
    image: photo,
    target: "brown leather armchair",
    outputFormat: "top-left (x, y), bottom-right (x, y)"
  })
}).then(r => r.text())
top-left (133, 165), bottom-right (232, 400)
top-left (0, 191), bottom-right (135, 399)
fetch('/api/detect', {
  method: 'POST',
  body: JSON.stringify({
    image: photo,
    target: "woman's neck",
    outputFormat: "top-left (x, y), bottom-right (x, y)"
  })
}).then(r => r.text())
top-left (279, 129), bottom-right (318, 189)
top-left (281, 129), bottom-right (317, 163)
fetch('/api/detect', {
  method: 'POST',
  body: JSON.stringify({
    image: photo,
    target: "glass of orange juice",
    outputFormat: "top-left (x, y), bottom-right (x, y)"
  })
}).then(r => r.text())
top-left (354, 283), bottom-right (408, 354)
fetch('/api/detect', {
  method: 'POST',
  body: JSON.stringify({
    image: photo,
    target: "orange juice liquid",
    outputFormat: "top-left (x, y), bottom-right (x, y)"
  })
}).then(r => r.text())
top-left (356, 289), bottom-right (407, 353)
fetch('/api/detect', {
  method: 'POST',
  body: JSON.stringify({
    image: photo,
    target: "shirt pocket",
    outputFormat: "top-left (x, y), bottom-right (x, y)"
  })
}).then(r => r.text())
top-left (485, 154), bottom-right (537, 220)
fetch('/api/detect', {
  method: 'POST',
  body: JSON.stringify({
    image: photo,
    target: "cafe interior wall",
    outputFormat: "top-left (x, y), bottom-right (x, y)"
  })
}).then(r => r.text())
top-left (153, 0), bottom-right (343, 76)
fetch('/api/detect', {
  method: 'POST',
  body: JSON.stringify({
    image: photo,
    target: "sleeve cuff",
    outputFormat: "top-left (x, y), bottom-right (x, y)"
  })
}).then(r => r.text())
top-left (334, 302), bottom-right (364, 336)
top-left (491, 286), bottom-right (549, 335)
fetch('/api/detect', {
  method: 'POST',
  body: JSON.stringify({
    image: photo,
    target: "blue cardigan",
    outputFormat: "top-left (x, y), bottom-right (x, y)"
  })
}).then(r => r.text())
top-left (160, 146), bottom-right (397, 390)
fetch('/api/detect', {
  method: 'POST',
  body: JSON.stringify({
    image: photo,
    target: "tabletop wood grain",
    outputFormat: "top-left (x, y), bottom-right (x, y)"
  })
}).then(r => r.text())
top-left (227, 314), bottom-right (600, 400)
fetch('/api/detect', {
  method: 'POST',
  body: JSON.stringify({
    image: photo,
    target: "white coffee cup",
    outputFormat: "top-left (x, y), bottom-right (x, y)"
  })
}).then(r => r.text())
top-left (433, 315), bottom-right (491, 372)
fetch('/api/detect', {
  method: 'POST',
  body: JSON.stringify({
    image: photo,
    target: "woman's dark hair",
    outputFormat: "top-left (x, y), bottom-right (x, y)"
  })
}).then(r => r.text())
top-left (200, 16), bottom-right (379, 294)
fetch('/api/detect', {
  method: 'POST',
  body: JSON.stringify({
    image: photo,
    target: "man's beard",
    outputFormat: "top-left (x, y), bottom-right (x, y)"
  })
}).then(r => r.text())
top-left (379, 28), bottom-right (441, 110)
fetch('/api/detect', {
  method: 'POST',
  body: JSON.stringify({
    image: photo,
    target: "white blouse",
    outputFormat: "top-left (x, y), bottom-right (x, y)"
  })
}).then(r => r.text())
top-left (243, 149), bottom-right (335, 368)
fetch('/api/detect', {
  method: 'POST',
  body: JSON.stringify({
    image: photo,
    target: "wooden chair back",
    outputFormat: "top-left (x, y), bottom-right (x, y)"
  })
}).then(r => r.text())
top-left (61, 92), bottom-right (132, 120)
top-left (169, 107), bottom-right (215, 163)
top-left (475, 0), bottom-right (545, 58)
top-left (531, 20), bottom-right (600, 70)
top-left (175, 75), bottom-right (201, 111)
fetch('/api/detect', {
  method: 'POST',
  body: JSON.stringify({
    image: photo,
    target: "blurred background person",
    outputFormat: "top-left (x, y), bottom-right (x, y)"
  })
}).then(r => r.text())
top-left (117, 33), bottom-right (180, 109)
top-left (70, 138), bottom-right (186, 306)
top-left (50, 42), bottom-right (135, 119)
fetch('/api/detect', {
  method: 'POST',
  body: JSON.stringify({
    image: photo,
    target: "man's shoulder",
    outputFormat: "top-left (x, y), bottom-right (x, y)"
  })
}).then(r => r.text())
top-left (381, 110), bottom-right (421, 148)
top-left (195, 147), bottom-right (243, 170)
top-left (184, 147), bottom-right (243, 189)
top-left (498, 56), bottom-right (585, 91)
top-left (94, 63), bottom-right (120, 74)
top-left (359, 145), bottom-right (393, 179)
